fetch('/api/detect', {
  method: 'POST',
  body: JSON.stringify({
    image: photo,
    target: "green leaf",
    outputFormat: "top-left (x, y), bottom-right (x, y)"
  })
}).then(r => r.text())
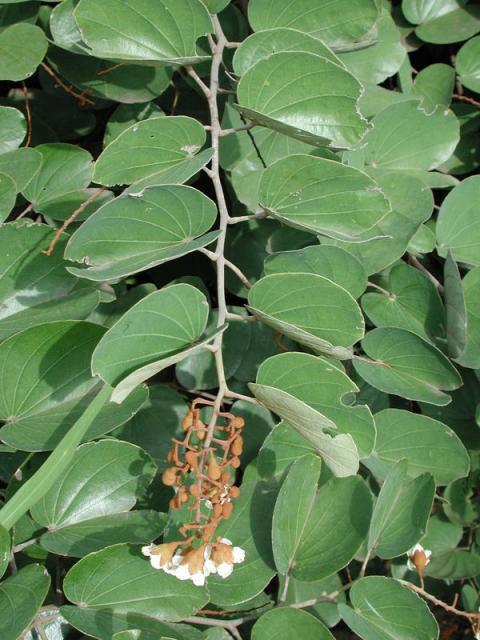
top-left (233, 28), bottom-right (343, 77)
top-left (367, 409), bottom-right (470, 486)
top-left (248, 0), bottom-right (380, 50)
top-left (65, 186), bottom-right (218, 282)
top-left (274, 471), bottom-right (371, 581)
top-left (272, 454), bottom-right (322, 574)
top-left (74, 0), bottom-right (213, 66)
top-left (265, 245), bottom-right (367, 299)
top-left (420, 513), bottom-right (463, 552)
top-left (410, 63), bottom-right (455, 111)
top-left (353, 328), bottom-right (462, 405)
top-left (236, 52), bottom-right (369, 149)
top-left (361, 262), bottom-right (445, 343)
top-left (0, 105), bottom-right (25, 153)
top-left (324, 171), bottom-right (434, 275)
top-left (456, 35), bottom-right (480, 93)
top-left (63, 544), bottom-right (208, 621)
top-left (252, 608), bottom-right (334, 640)
top-left (0, 23), bottom-right (47, 81)
top-left (259, 155), bottom-right (390, 241)
top-left (362, 101), bottom-right (459, 171)
top-left (0, 564), bottom-right (50, 640)
top-left (61, 606), bottom-right (203, 640)
top-left (424, 549), bottom-right (480, 580)
top-left (91, 284), bottom-right (213, 401)
top-left (0, 147), bottom-right (41, 192)
top-left (21, 143), bottom-right (94, 213)
top-left (252, 352), bottom-right (375, 460)
top-left (0, 525), bottom-right (9, 579)
top-left (339, 576), bottom-right (439, 640)
top-left (0, 173), bottom-right (16, 223)
top-left (40, 510), bottom-right (167, 558)
top-left (0, 3), bottom-right (38, 31)
top-left (403, 0), bottom-right (480, 44)
top-left (337, 11), bottom-right (406, 85)
top-left (0, 319), bottom-right (139, 451)
top-left (457, 266), bottom-right (480, 368)
top-left (104, 103), bottom-right (164, 147)
top-left (31, 439), bottom-right (156, 528)
top-left (94, 116), bottom-right (206, 187)
top-left (248, 273), bottom-right (364, 358)
top-left (0, 224), bottom-right (100, 342)
top-left (367, 460), bottom-right (434, 559)
top-left (0, 384), bottom-right (113, 531)
top-left (280, 573), bottom-right (345, 628)
top-left (49, 0), bottom-right (90, 55)
top-left (444, 251), bottom-right (467, 358)
top-left (258, 421), bottom-right (316, 479)
top-left (207, 473), bottom-right (278, 606)
top-left (436, 175), bottom-right (480, 267)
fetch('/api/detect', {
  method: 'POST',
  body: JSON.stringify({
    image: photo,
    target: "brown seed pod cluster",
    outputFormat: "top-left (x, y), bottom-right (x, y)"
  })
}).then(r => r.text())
top-left (162, 398), bottom-right (244, 543)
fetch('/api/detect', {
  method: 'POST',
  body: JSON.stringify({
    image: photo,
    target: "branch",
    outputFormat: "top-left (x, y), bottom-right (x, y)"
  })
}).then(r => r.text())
top-left (21, 82), bottom-right (32, 147)
top-left (185, 65), bottom-right (211, 98)
top-left (228, 212), bottom-right (268, 225)
top-left (40, 63), bottom-right (94, 107)
top-left (452, 93), bottom-right (480, 109)
top-left (407, 254), bottom-right (445, 294)
top-left (399, 580), bottom-right (480, 623)
top-left (43, 188), bottom-right (106, 256)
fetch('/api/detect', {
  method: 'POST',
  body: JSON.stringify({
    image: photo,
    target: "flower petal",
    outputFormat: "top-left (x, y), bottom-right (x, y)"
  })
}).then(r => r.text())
top-left (233, 546), bottom-right (245, 563)
top-left (217, 562), bottom-right (234, 578)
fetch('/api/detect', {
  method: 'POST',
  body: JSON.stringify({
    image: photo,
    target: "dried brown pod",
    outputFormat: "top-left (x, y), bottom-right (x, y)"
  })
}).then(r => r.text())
top-left (162, 467), bottom-right (178, 486)
top-left (230, 485), bottom-right (240, 498)
top-left (222, 502), bottom-right (233, 518)
top-left (208, 454), bottom-right (222, 481)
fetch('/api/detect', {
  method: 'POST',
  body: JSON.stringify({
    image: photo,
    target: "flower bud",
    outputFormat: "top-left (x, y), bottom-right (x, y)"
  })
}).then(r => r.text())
top-left (185, 450), bottom-right (199, 469)
top-left (231, 416), bottom-right (245, 429)
top-left (222, 502), bottom-right (233, 519)
top-left (230, 485), bottom-right (240, 498)
top-left (208, 454), bottom-right (221, 481)
top-left (162, 467), bottom-right (178, 486)
top-left (230, 456), bottom-right (241, 469)
top-left (231, 436), bottom-right (243, 456)
top-left (182, 411), bottom-right (194, 431)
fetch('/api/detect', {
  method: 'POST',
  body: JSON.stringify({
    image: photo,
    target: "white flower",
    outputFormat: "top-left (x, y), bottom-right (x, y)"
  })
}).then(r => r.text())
top-left (142, 541), bottom-right (180, 571)
top-left (206, 537), bottom-right (246, 578)
top-left (173, 544), bottom-right (212, 586)
top-left (407, 543), bottom-right (432, 572)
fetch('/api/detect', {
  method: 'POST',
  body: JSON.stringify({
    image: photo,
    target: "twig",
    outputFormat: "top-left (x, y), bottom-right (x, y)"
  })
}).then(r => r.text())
top-left (226, 312), bottom-right (257, 322)
top-left (17, 203), bottom-right (33, 220)
top-left (452, 93), bottom-right (480, 108)
top-left (228, 212), bottom-right (268, 225)
top-left (399, 580), bottom-right (480, 622)
top-left (224, 390), bottom-right (259, 405)
top-left (12, 538), bottom-right (37, 553)
top-left (185, 65), bottom-right (211, 98)
top-left (40, 63), bottom-right (94, 107)
top-left (21, 82), bottom-right (32, 147)
top-left (219, 124), bottom-right (254, 136)
top-left (224, 258), bottom-right (252, 289)
top-left (407, 254), bottom-right (445, 294)
top-left (97, 62), bottom-right (128, 76)
top-left (43, 188), bottom-right (106, 256)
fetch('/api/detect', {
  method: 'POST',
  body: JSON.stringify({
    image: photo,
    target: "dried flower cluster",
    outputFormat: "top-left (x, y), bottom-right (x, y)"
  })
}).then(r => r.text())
top-left (143, 399), bottom-right (246, 585)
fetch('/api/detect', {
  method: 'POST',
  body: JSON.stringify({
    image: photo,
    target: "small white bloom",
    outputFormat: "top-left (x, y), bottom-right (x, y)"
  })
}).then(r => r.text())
top-left (209, 538), bottom-right (246, 580)
top-left (407, 543), bottom-right (432, 571)
top-left (142, 541), bottom-right (180, 572)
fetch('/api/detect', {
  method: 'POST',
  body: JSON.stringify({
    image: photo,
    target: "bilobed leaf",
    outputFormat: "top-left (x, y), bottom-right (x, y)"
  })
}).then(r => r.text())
top-left (31, 440), bottom-right (156, 528)
top-left (353, 328), bottom-right (462, 405)
top-left (233, 28), bottom-right (343, 77)
top-left (61, 606), bottom-right (203, 640)
top-left (92, 284), bottom-right (212, 401)
top-left (258, 422), bottom-right (316, 479)
top-left (65, 186), bottom-right (218, 282)
top-left (274, 473), bottom-right (371, 581)
top-left (0, 223), bottom-right (100, 342)
top-left (94, 116), bottom-right (206, 186)
top-left (361, 262), bottom-right (445, 343)
top-left (248, 0), bottom-right (380, 50)
top-left (252, 608), bottom-right (334, 640)
top-left (252, 352), bottom-right (375, 459)
top-left (272, 454), bottom-right (322, 575)
top-left (21, 143), bottom-right (94, 213)
top-left (248, 273), bottom-right (364, 358)
top-left (0, 564), bottom-right (50, 640)
top-left (456, 35), bottom-right (480, 93)
top-left (0, 105), bottom-right (25, 153)
top-left (367, 460), bottom-right (434, 559)
top-left (40, 510), bottom-right (167, 558)
top-left (457, 266), bottom-right (480, 368)
top-left (410, 63), bottom-right (455, 111)
top-left (337, 11), bottom-right (406, 85)
top-left (339, 576), bottom-right (439, 640)
top-left (74, 0), bottom-right (213, 66)
top-left (0, 148), bottom-right (42, 192)
top-left (63, 544), bottom-right (209, 621)
top-left (444, 251), bottom-right (467, 358)
top-left (0, 173), bottom-right (16, 223)
top-left (0, 23), bottom-right (47, 81)
top-left (402, 0), bottom-right (480, 44)
top-left (104, 103), bottom-right (164, 147)
top-left (0, 525), bottom-right (9, 579)
top-left (207, 472), bottom-right (278, 606)
top-left (265, 245), bottom-right (367, 299)
top-left (425, 549), bottom-right (480, 579)
top-left (366, 409), bottom-right (469, 485)
top-left (259, 155), bottom-right (390, 241)
top-left (362, 101), bottom-right (459, 171)
top-left (436, 175), bottom-right (480, 267)
top-left (236, 52), bottom-right (370, 149)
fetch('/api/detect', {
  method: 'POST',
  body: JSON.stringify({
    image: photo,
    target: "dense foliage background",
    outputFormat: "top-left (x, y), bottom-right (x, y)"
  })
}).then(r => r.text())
top-left (1, 0), bottom-right (480, 638)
